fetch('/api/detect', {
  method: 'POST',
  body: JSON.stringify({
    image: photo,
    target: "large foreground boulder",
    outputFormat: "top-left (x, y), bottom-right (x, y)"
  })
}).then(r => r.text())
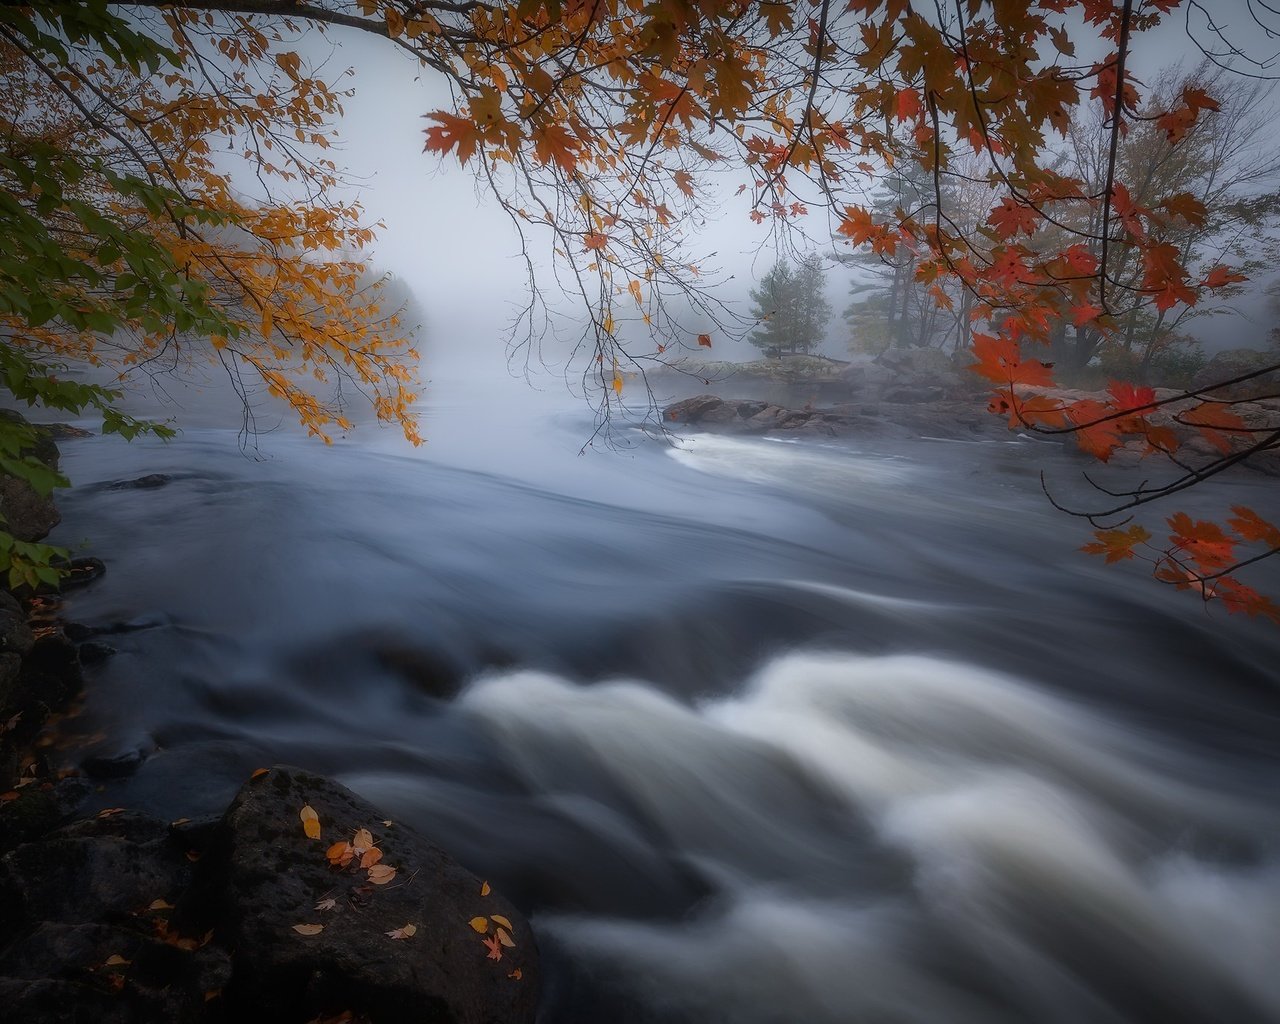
top-left (0, 768), bottom-right (539, 1024)
top-left (199, 766), bottom-right (539, 1023)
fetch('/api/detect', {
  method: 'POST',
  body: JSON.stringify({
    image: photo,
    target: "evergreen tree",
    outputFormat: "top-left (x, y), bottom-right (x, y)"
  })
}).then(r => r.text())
top-left (748, 261), bottom-right (796, 356)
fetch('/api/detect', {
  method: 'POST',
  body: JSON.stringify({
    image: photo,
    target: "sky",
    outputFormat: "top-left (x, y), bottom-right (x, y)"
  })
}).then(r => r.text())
top-left (313, 2), bottom-right (1280, 382)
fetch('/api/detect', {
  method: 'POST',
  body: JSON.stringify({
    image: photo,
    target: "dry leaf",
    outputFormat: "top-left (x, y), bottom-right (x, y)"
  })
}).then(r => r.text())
top-left (170, 817), bottom-right (190, 826)
top-left (104, 954), bottom-right (130, 966)
top-left (479, 881), bottom-right (491, 897)
top-left (97, 807), bottom-right (125, 819)
top-left (366, 863), bottom-right (396, 885)
top-left (381, 819), bottom-right (393, 827)
top-left (468, 916), bottom-right (490, 934)
top-left (482, 933), bottom-right (503, 961)
top-left (292, 923), bottom-right (324, 936)
top-left (314, 897), bottom-right (337, 912)
top-left (326, 840), bottom-right (353, 867)
top-left (360, 848), bottom-right (383, 869)
top-left (490, 914), bottom-right (513, 931)
top-left (385, 923), bottom-right (417, 940)
top-left (250, 768), bottom-right (269, 780)
top-left (300, 804), bottom-right (321, 840)
top-left (508, 968), bottom-right (523, 980)
top-left (148, 899), bottom-right (174, 911)
top-left (352, 827), bottom-right (374, 852)
top-left (495, 927), bottom-right (515, 948)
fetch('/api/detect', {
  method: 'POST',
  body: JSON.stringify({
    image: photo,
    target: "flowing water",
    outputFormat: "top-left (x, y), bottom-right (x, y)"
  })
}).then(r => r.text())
top-left (43, 374), bottom-right (1280, 1023)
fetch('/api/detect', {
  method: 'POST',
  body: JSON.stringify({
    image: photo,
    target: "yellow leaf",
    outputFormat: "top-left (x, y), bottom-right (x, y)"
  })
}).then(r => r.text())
top-left (469, 916), bottom-right (490, 933)
top-left (490, 914), bottom-right (513, 930)
top-left (386, 923), bottom-right (417, 939)
top-left (480, 881), bottom-right (491, 897)
top-left (628, 280), bottom-right (643, 305)
top-left (299, 804), bottom-right (321, 840)
top-left (612, 374), bottom-right (623, 397)
top-left (292, 924), bottom-right (324, 936)
top-left (496, 927), bottom-right (515, 948)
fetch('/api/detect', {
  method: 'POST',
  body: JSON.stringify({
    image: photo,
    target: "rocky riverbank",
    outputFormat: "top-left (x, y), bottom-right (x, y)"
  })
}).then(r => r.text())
top-left (0, 421), bottom-right (538, 1024)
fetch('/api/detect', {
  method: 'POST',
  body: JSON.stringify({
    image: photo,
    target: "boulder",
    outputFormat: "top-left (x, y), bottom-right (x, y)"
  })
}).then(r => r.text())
top-left (663, 394), bottom-right (724, 424)
top-left (201, 766), bottom-right (539, 1024)
top-left (0, 411), bottom-right (60, 543)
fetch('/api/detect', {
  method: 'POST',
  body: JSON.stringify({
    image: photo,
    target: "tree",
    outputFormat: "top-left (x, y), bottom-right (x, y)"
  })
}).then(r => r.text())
top-left (747, 260), bottom-right (796, 357)
top-left (2, 1), bottom-right (1277, 619)
top-left (747, 254), bottom-right (830, 356)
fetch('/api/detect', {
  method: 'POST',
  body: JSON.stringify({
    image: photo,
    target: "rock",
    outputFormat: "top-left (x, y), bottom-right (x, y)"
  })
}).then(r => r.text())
top-left (0, 477), bottom-right (60, 544)
top-left (200, 766), bottom-right (539, 1024)
top-left (82, 748), bottom-right (145, 779)
top-left (15, 631), bottom-right (83, 711)
top-left (0, 591), bottom-right (34, 657)
top-left (76, 641), bottom-right (116, 665)
top-left (41, 423), bottom-right (93, 441)
top-left (663, 394), bottom-right (724, 424)
top-left (58, 556), bottom-right (106, 590)
top-left (0, 813), bottom-right (188, 944)
top-left (107, 474), bottom-right (171, 491)
top-left (0, 411), bottom-right (60, 543)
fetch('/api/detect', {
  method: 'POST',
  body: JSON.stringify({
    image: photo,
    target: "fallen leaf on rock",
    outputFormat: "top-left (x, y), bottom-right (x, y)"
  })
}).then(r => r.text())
top-left (381, 819), bottom-right (393, 827)
top-left (352, 827), bottom-right (374, 852)
top-left (314, 897), bottom-right (337, 912)
top-left (482, 934), bottom-right (503, 961)
top-left (366, 863), bottom-right (396, 885)
top-left (360, 848), bottom-right (382, 869)
top-left (147, 899), bottom-right (174, 911)
top-left (480, 881), bottom-right (490, 897)
top-left (469, 916), bottom-right (489, 934)
top-left (292, 923), bottom-right (324, 936)
top-left (250, 768), bottom-right (270, 780)
top-left (170, 817), bottom-right (190, 826)
top-left (490, 914), bottom-right (513, 931)
top-left (385, 923), bottom-right (417, 940)
top-left (97, 807), bottom-right (125, 819)
top-left (508, 968), bottom-right (522, 980)
top-left (104, 954), bottom-right (130, 966)
top-left (496, 927), bottom-right (515, 948)
top-left (300, 804), bottom-right (321, 840)
top-left (326, 840), bottom-right (353, 867)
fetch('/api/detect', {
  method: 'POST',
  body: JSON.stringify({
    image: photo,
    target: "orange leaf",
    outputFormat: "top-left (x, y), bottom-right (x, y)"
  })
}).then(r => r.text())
top-left (895, 87), bottom-right (921, 122)
top-left (367, 864), bottom-right (396, 885)
top-left (987, 198), bottom-right (1038, 239)
top-left (469, 917), bottom-right (490, 933)
top-left (482, 933), bottom-right (503, 960)
top-left (697, 333), bottom-right (712, 348)
top-left (582, 232), bottom-right (608, 251)
top-left (1229, 506), bottom-right (1280, 547)
top-left (292, 924), bottom-right (324, 936)
top-left (423, 112), bottom-right (480, 165)
top-left (1202, 265), bottom-right (1247, 289)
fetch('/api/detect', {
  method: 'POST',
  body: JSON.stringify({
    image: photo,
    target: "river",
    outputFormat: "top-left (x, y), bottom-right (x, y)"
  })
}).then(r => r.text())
top-left (44, 371), bottom-right (1280, 1023)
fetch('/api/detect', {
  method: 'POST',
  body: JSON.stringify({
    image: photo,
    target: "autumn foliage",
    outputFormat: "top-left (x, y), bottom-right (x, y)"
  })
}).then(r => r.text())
top-left (2, 1), bottom-right (1277, 619)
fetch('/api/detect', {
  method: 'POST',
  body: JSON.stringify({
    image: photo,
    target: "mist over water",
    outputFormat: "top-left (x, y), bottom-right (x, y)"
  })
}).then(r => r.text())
top-left (45, 368), bottom-right (1280, 1023)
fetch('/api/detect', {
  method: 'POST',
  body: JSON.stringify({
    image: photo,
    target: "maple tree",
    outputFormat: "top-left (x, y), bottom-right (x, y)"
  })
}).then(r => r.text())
top-left (2, 1), bottom-right (1277, 619)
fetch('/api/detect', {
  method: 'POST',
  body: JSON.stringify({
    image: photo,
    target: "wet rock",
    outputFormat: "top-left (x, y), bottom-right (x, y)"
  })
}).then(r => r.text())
top-left (82, 748), bottom-right (145, 779)
top-left (0, 591), bottom-right (34, 657)
top-left (16, 631), bottom-right (83, 710)
top-left (59, 556), bottom-right (106, 589)
top-left (1191, 348), bottom-right (1280, 398)
top-left (203, 766), bottom-right (539, 1024)
top-left (76, 641), bottom-right (117, 665)
top-left (42, 423), bottom-right (93, 441)
top-left (0, 412), bottom-right (61, 543)
top-left (107, 474), bottom-right (172, 491)
top-left (0, 812), bottom-right (188, 944)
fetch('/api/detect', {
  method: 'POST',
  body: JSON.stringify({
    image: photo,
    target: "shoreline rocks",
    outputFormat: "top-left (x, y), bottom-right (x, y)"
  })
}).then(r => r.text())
top-left (0, 767), bottom-right (539, 1023)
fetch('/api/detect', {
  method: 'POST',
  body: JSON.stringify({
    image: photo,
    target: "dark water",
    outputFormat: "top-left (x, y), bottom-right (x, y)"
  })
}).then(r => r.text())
top-left (45, 378), bottom-right (1280, 1023)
